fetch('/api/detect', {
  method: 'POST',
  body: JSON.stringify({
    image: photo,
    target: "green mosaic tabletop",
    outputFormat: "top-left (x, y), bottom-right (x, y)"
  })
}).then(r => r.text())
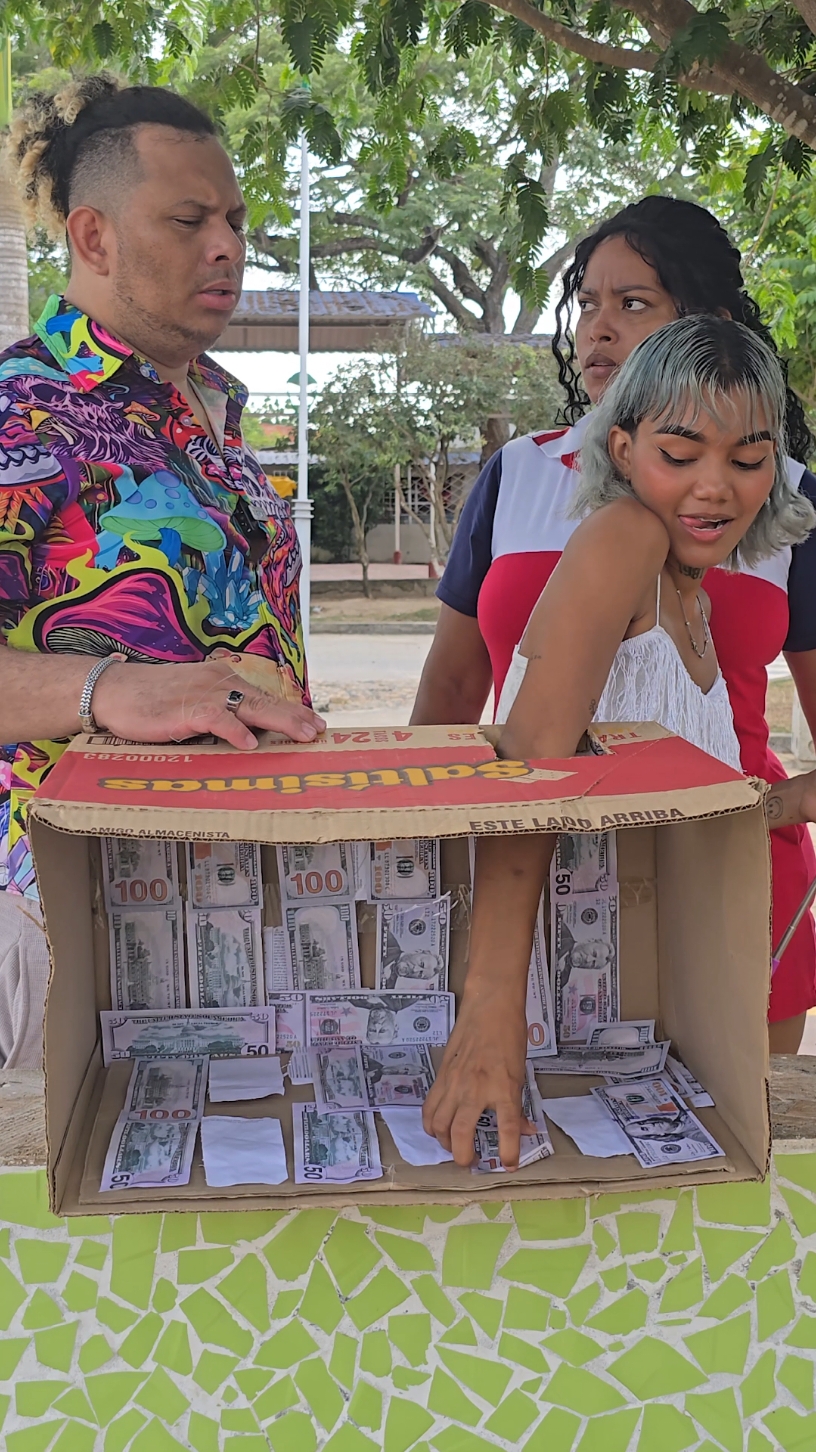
top-left (2, 1154), bottom-right (816, 1452)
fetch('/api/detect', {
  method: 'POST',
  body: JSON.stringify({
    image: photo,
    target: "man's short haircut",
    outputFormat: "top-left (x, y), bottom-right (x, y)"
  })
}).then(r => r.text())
top-left (5, 74), bottom-right (216, 237)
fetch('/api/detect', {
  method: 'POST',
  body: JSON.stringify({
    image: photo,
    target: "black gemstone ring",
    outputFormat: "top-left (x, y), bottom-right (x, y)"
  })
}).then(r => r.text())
top-left (225, 689), bottom-right (245, 715)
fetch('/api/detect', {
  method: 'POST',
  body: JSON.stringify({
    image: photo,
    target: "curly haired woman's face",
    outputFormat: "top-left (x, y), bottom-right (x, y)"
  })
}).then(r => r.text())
top-left (575, 237), bottom-right (678, 403)
top-left (66, 126), bottom-right (247, 369)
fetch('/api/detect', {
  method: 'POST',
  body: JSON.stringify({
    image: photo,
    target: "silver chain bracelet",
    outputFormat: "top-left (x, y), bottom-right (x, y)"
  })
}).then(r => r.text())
top-left (78, 654), bottom-right (128, 734)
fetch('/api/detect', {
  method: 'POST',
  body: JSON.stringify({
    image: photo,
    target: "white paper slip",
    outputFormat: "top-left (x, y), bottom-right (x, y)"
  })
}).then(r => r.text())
top-left (208, 1057), bottom-right (285, 1102)
top-left (267, 991), bottom-right (306, 1050)
top-left (109, 906), bottom-right (184, 1011)
top-left (100, 1008), bottom-right (276, 1064)
top-left (591, 1077), bottom-right (725, 1169)
top-left (542, 1095), bottom-right (633, 1158)
top-left (284, 900), bottom-right (361, 991)
top-left (306, 991), bottom-right (454, 1048)
top-left (287, 1050), bottom-right (313, 1086)
top-left (370, 839), bottom-right (440, 900)
top-left (187, 906), bottom-right (265, 1009)
top-left (553, 892), bottom-right (620, 1043)
top-left (293, 1101), bottom-right (383, 1183)
top-left (187, 841), bottom-right (261, 908)
top-left (277, 843), bottom-right (354, 902)
top-left (201, 1116), bottom-right (288, 1186)
top-left (551, 831), bottom-right (617, 898)
top-left (375, 895), bottom-right (450, 992)
top-left (526, 902), bottom-right (557, 1057)
top-left (103, 838), bottom-right (179, 909)
top-left (380, 1107), bottom-right (454, 1166)
top-left (263, 927), bottom-right (291, 993)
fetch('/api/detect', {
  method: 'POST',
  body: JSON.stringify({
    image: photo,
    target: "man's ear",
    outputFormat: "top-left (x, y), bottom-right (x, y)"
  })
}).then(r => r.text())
top-left (607, 425), bottom-right (635, 479)
top-left (65, 206), bottom-right (114, 277)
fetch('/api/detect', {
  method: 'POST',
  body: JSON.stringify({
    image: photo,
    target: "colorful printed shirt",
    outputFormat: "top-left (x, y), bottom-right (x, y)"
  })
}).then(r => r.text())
top-left (0, 296), bottom-right (306, 897)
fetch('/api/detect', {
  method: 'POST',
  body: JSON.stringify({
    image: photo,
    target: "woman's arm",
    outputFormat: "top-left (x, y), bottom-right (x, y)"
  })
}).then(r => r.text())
top-left (423, 500), bottom-right (670, 1168)
top-left (411, 604), bottom-right (493, 725)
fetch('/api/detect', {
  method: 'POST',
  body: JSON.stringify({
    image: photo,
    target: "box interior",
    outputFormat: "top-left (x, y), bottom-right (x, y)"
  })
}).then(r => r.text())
top-left (32, 807), bottom-right (771, 1215)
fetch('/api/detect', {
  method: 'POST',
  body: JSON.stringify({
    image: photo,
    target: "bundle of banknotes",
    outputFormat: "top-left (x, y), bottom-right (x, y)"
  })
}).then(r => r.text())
top-left (103, 835), bottom-right (446, 1016)
top-left (550, 832), bottom-right (620, 1045)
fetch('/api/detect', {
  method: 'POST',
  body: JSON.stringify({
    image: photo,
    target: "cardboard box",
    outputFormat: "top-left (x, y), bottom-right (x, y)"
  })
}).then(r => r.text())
top-left (29, 723), bottom-right (772, 1215)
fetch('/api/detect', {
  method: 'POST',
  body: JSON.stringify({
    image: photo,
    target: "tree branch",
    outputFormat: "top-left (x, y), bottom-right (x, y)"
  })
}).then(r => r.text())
top-left (627, 0), bottom-right (816, 149)
top-left (434, 244), bottom-right (487, 308)
top-left (417, 267), bottom-right (481, 330)
top-left (780, 0), bottom-right (816, 37)
top-left (484, 0), bottom-right (735, 99)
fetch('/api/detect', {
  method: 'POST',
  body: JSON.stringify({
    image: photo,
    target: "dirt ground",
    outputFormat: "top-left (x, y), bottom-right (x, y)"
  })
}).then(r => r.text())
top-left (312, 594), bottom-right (441, 626)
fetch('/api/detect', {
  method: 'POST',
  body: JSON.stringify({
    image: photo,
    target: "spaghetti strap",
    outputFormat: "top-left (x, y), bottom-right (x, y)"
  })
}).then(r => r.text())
top-left (655, 573), bottom-right (662, 626)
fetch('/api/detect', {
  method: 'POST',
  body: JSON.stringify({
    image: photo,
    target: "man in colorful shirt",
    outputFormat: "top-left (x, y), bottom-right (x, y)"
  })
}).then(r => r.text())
top-left (0, 78), bottom-right (322, 1066)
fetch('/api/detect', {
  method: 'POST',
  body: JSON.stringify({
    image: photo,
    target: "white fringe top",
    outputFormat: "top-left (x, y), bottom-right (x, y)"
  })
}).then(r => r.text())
top-left (495, 576), bottom-right (743, 772)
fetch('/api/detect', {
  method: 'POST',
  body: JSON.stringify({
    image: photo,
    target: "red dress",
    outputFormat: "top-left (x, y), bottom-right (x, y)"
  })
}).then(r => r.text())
top-left (438, 417), bottom-right (816, 1021)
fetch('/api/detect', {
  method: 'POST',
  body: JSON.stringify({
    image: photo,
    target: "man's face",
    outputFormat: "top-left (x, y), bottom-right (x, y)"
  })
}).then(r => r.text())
top-left (107, 126), bottom-right (246, 365)
top-left (398, 951), bottom-right (443, 980)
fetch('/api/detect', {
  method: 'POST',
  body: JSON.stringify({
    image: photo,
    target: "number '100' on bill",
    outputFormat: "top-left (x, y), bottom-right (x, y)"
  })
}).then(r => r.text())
top-left (103, 838), bottom-right (178, 908)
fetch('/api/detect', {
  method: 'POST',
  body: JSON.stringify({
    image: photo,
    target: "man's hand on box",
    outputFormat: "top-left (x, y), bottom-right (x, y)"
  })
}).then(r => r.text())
top-left (92, 658), bottom-right (325, 750)
top-left (422, 979), bottom-right (532, 1169)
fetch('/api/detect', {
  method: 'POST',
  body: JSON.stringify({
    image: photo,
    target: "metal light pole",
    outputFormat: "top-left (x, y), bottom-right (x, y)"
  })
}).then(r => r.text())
top-left (292, 129), bottom-right (313, 653)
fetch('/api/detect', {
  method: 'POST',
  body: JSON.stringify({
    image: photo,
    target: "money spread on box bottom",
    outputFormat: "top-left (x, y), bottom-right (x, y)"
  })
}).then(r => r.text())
top-left (312, 1044), bottom-right (435, 1112)
top-left (100, 1056), bottom-right (207, 1191)
top-left (293, 1101), bottom-right (383, 1183)
top-left (591, 1076), bottom-right (724, 1168)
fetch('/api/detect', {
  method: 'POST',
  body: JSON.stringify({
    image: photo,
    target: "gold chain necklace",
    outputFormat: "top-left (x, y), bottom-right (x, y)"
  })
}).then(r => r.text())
top-left (675, 587), bottom-right (711, 659)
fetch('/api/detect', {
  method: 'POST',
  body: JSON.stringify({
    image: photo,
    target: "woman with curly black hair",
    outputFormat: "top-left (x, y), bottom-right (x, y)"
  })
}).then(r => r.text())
top-left (412, 196), bottom-right (816, 1053)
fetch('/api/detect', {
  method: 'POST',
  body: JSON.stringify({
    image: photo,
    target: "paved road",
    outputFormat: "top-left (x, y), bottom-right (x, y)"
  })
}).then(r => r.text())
top-left (308, 632), bottom-right (437, 726)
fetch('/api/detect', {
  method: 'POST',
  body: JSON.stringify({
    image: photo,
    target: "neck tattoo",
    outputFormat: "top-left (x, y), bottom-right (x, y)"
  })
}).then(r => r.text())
top-left (677, 562), bottom-right (705, 579)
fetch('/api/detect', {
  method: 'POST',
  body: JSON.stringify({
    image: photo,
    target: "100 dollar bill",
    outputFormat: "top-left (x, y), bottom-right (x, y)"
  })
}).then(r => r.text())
top-left (284, 900), bottom-right (361, 991)
top-left (188, 841), bottom-right (261, 908)
top-left (101, 1008), bottom-right (275, 1064)
top-left (187, 906), bottom-right (264, 1009)
top-left (110, 907), bottom-right (184, 1011)
top-left (103, 838), bottom-right (178, 909)
top-left (591, 1076), bottom-right (724, 1169)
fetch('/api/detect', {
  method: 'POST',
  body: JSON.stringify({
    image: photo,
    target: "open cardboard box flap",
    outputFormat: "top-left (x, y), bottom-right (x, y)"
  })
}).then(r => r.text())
top-left (29, 722), bottom-right (772, 1214)
top-left (30, 721), bottom-right (761, 843)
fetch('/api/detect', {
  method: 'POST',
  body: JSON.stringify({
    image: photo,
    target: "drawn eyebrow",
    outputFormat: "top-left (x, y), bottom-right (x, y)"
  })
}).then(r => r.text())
top-left (656, 425), bottom-right (773, 445)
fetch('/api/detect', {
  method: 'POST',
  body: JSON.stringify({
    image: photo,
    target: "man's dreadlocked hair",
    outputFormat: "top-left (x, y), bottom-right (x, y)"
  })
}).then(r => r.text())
top-left (5, 73), bottom-right (216, 239)
top-left (551, 195), bottom-right (814, 466)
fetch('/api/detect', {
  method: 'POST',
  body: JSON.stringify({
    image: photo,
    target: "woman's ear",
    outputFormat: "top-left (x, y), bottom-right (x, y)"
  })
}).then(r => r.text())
top-left (607, 425), bottom-right (634, 479)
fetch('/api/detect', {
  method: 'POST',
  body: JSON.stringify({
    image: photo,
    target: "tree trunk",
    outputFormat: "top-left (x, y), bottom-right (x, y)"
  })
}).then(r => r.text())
top-left (339, 477), bottom-right (372, 598)
top-left (481, 414), bottom-right (511, 466)
top-left (0, 157), bottom-right (29, 349)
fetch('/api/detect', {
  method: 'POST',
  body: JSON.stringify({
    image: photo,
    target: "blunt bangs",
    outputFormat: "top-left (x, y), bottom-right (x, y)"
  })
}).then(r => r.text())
top-left (572, 316), bottom-right (815, 568)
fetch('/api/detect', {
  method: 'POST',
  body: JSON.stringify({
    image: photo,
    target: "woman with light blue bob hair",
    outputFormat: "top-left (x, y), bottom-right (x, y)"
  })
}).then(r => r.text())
top-left (423, 312), bottom-right (816, 1173)
top-left (574, 313), bottom-right (814, 569)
